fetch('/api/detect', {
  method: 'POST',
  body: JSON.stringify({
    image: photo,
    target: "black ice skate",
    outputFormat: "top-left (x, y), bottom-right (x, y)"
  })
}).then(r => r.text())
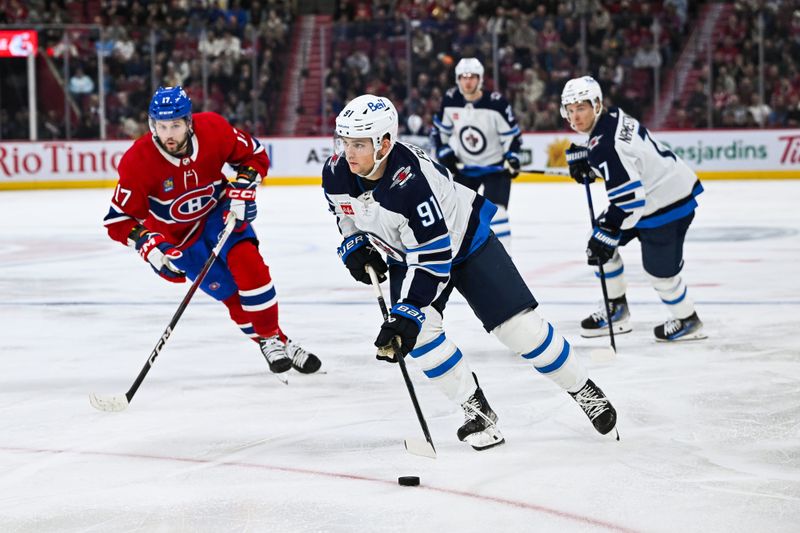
top-left (259, 335), bottom-right (292, 374)
top-left (569, 379), bottom-right (618, 438)
top-left (457, 374), bottom-right (505, 450)
top-left (654, 312), bottom-right (707, 342)
top-left (285, 338), bottom-right (322, 373)
top-left (580, 295), bottom-right (632, 338)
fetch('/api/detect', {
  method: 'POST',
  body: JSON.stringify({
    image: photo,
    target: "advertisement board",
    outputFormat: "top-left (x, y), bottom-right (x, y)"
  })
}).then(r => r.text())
top-left (1, 129), bottom-right (798, 190)
top-left (0, 30), bottom-right (38, 58)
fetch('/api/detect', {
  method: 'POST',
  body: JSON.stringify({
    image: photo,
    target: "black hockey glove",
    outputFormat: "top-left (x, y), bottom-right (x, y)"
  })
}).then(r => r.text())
top-left (338, 234), bottom-right (388, 285)
top-left (436, 147), bottom-right (458, 175)
top-left (504, 151), bottom-right (521, 178)
top-left (565, 143), bottom-right (599, 184)
top-left (375, 303), bottom-right (426, 362)
top-left (586, 222), bottom-right (621, 266)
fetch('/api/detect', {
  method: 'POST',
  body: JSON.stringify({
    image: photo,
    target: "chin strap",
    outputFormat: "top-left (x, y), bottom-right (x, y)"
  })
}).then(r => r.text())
top-left (356, 143), bottom-right (394, 179)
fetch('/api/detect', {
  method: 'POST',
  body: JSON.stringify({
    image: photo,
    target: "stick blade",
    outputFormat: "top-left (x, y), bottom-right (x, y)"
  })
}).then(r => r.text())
top-left (404, 438), bottom-right (437, 459)
top-left (589, 347), bottom-right (617, 363)
top-left (89, 392), bottom-right (129, 412)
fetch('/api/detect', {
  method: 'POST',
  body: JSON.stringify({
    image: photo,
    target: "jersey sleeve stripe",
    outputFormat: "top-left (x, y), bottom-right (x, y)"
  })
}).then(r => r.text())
top-left (405, 235), bottom-right (452, 253)
top-left (500, 126), bottom-right (521, 136)
top-left (615, 199), bottom-right (646, 211)
top-left (608, 180), bottom-right (643, 198)
top-left (433, 116), bottom-right (452, 131)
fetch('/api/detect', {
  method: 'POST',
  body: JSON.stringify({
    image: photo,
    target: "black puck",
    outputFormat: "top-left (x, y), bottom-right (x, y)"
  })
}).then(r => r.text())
top-left (398, 476), bottom-right (420, 486)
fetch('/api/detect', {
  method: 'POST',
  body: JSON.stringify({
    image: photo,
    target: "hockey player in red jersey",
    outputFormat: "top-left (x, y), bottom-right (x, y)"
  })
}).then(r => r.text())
top-left (103, 86), bottom-right (321, 374)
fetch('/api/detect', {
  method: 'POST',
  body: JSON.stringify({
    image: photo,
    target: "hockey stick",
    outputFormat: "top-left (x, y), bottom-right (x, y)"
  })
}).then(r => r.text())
top-left (366, 265), bottom-right (437, 459)
top-left (89, 213), bottom-right (238, 412)
top-left (523, 167), bottom-right (571, 177)
top-left (582, 178), bottom-right (618, 362)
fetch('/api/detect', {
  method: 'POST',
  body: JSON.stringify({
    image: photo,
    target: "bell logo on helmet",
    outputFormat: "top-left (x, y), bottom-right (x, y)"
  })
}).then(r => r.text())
top-left (367, 100), bottom-right (387, 112)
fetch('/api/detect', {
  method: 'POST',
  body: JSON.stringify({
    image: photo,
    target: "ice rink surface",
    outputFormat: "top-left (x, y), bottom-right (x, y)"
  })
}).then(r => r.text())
top-left (1, 180), bottom-right (798, 532)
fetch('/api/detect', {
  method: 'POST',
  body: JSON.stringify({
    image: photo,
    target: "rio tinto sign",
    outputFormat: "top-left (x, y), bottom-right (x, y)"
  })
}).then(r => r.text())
top-left (0, 30), bottom-right (38, 58)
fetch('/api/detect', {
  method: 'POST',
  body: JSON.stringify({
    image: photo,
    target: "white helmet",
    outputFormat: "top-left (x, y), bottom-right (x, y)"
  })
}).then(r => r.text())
top-left (335, 94), bottom-right (398, 178)
top-left (560, 76), bottom-right (604, 132)
top-left (455, 57), bottom-right (484, 91)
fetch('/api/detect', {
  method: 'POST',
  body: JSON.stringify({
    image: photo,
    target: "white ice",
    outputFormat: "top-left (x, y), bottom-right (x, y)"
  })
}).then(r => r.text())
top-left (1, 181), bottom-right (798, 533)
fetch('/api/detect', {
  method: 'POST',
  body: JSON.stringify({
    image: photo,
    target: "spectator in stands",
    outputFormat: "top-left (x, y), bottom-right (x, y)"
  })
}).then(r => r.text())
top-left (69, 67), bottom-right (95, 95)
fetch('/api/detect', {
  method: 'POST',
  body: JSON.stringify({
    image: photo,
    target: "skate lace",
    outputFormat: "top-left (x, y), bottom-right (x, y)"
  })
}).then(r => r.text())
top-left (573, 386), bottom-right (609, 421)
top-left (462, 396), bottom-right (482, 422)
top-left (663, 318), bottom-right (683, 336)
top-left (590, 301), bottom-right (613, 322)
top-left (260, 337), bottom-right (287, 362)
top-left (286, 340), bottom-right (308, 366)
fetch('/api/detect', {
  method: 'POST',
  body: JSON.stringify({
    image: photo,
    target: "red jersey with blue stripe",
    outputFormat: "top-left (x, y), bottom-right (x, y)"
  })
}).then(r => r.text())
top-left (103, 112), bottom-right (268, 248)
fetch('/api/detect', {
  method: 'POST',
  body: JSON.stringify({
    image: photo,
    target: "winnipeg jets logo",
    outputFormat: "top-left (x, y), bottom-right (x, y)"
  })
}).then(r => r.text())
top-left (588, 135), bottom-right (603, 150)
top-left (459, 125), bottom-right (486, 155)
top-left (391, 166), bottom-right (414, 189)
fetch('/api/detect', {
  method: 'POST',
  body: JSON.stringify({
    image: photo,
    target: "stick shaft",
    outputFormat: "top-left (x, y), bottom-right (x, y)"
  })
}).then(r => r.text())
top-left (583, 180), bottom-right (617, 351)
top-left (366, 266), bottom-right (436, 453)
top-left (124, 214), bottom-right (238, 403)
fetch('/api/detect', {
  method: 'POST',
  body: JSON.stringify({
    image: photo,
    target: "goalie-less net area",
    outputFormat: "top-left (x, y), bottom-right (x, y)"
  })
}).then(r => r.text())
top-left (0, 182), bottom-right (798, 532)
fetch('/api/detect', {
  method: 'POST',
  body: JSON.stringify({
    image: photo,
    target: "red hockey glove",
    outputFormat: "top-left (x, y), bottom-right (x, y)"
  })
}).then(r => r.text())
top-left (225, 166), bottom-right (261, 231)
top-left (131, 226), bottom-right (186, 283)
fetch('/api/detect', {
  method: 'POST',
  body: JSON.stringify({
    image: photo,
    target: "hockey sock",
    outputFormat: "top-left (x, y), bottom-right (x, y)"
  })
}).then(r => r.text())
top-left (647, 273), bottom-right (695, 319)
top-left (227, 241), bottom-right (281, 339)
top-left (594, 250), bottom-right (626, 298)
top-left (493, 309), bottom-right (588, 392)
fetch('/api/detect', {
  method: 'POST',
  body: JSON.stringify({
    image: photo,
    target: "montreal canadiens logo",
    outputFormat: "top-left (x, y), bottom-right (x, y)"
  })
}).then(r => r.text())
top-left (169, 184), bottom-right (218, 223)
top-left (459, 125), bottom-right (487, 155)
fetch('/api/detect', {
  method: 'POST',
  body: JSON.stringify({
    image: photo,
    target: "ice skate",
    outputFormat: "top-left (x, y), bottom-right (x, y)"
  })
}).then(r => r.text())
top-left (569, 379), bottom-right (618, 438)
top-left (457, 375), bottom-right (505, 450)
top-left (580, 295), bottom-right (632, 338)
top-left (259, 335), bottom-right (292, 374)
top-left (654, 312), bottom-right (706, 341)
top-left (285, 338), bottom-right (322, 374)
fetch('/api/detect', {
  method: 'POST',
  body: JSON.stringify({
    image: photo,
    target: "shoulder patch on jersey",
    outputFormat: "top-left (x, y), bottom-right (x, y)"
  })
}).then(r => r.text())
top-left (618, 114), bottom-right (636, 144)
top-left (328, 151), bottom-right (343, 172)
top-left (390, 165), bottom-right (415, 189)
top-left (162, 177), bottom-right (174, 192)
top-left (490, 92), bottom-right (502, 100)
top-left (446, 87), bottom-right (457, 98)
top-left (588, 135), bottom-right (603, 151)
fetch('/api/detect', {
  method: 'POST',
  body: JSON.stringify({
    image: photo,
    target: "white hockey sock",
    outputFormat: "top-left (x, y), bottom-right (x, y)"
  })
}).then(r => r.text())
top-left (492, 309), bottom-right (588, 392)
top-left (594, 251), bottom-right (626, 299)
top-left (490, 205), bottom-right (511, 254)
top-left (648, 273), bottom-right (695, 319)
top-left (408, 308), bottom-right (475, 404)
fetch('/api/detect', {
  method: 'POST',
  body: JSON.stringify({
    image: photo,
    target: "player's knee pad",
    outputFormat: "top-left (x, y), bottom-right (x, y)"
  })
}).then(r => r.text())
top-left (646, 272), bottom-right (695, 319)
top-left (492, 309), bottom-right (587, 391)
top-left (227, 240), bottom-right (271, 287)
top-left (408, 308), bottom-right (474, 404)
top-left (595, 250), bottom-right (626, 298)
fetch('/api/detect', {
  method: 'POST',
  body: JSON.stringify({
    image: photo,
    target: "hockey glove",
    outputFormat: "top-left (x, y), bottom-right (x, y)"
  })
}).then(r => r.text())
top-left (436, 147), bottom-right (459, 176)
top-left (504, 151), bottom-right (521, 178)
top-left (225, 166), bottom-right (261, 231)
top-left (375, 303), bottom-right (426, 362)
top-left (565, 143), bottom-right (599, 184)
top-left (131, 226), bottom-right (186, 283)
top-left (586, 223), bottom-right (621, 266)
top-left (338, 234), bottom-right (388, 285)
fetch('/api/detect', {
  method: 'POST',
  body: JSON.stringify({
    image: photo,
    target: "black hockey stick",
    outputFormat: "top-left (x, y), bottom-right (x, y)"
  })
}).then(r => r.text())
top-left (89, 214), bottom-right (238, 412)
top-left (583, 178), bottom-right (618, 359)
top-left (366, 265), bottom-right (437, 459)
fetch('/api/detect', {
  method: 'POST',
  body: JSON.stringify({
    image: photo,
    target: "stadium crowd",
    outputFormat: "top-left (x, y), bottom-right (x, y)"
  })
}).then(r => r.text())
top-left (1, 0), bottom-right (799, 140)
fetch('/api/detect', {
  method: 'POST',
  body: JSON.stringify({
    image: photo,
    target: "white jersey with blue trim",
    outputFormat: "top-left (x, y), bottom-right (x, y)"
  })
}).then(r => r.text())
top-left (433, 88), bottom-right (521, 168)
top-left (322, 141), bottom-right (496, 309)
top-left (586, 107), bottom-right (703, 230)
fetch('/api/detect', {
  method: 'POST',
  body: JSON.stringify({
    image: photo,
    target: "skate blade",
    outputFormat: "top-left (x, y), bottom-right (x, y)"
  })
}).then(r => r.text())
top-left (581, 324), bottom-right (632, 338)
top-left (464, 426), bottom-right (505, 450)
top-left (655, 330), bottom-right (708, 342)
top-left (272, 373), bottom-right (289, 385)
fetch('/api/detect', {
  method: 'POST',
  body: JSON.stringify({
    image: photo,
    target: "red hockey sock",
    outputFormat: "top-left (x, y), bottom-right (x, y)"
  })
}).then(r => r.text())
top-left (227, 241), bottom-right (283, 340)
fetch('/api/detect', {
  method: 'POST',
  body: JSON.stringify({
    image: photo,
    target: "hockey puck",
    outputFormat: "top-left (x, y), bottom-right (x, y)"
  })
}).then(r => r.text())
top-left (398, 476), bottom-right (420, 486)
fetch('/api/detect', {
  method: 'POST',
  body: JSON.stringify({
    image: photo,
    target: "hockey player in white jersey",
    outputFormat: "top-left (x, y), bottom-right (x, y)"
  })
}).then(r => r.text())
top-left (323, 94), bottom-right (619, 450)
top-left (561, 76), bottom-right (706, 342)
top-left (433, 58), bottom-right (522, 252)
